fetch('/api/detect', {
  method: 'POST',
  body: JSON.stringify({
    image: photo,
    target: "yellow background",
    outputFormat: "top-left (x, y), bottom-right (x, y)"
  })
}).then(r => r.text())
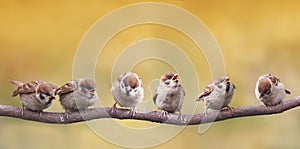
top-left (0, 1), bottom-right (300, 149)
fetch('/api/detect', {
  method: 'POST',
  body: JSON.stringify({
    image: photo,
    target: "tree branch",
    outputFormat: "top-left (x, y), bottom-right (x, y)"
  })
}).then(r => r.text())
top-left (1, 96), bottom-right (299, 125)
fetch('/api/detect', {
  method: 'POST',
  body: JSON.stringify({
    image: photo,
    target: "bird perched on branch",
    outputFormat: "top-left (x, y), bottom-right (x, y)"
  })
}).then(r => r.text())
top-left (153, 72), bottom-right (185, 120)
top-left (255, 73), bottom-right (291, 106)
top-left (111, 72), bottom-right (144, 117)
top-left (55, 78), bottom-right (98, 117)
top-left (10, 80), bottom-right (57, 115)
top-left (111, 72), bottom-right (144, 116)
top-left (196, 76), bottom-right (235, 114)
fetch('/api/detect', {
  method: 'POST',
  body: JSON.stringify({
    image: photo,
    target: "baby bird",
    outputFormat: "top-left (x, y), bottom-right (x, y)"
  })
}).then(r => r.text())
top-left (56, 78), bottom-right (98, 117)
top-left (153, 72), bottom-right (185, 119)
top-left (196, 76), bottom-right (235, 114)
top-left (10, 80), bottom-right (57, 115)
top-left (111, 72), bottom-right (144, 117)
top-left (255, 73), bottom-right (291, 106)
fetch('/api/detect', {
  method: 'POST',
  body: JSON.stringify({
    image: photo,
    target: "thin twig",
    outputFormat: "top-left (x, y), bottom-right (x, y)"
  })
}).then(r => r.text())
top-left (0, 96), bottom-right (299, 125)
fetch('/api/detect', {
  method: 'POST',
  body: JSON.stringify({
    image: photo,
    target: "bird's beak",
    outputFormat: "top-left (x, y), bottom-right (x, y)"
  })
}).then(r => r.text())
top-left (224, 77), bottom-right (230, 83)
top-left (125, 87), bottom-right (131, 95)
top-left (172, 74), bottom-right (179, 82)
top-left (225, 78), bottom-right (233, 85)
top-left (49, 95), bottom-right (56, 100)
top-left (90, 90), bottom-right (96, 96)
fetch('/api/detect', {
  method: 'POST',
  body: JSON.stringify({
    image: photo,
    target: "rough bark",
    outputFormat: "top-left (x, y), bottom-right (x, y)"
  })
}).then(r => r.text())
top-left (0, 96), bottom-right (299, 125)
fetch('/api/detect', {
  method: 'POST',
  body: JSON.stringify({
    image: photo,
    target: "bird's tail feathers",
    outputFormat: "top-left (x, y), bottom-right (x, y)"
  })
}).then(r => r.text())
top-left (196, 97), bottom-right (204, 102)
top-left (9, 80), bottom-right (23, 86)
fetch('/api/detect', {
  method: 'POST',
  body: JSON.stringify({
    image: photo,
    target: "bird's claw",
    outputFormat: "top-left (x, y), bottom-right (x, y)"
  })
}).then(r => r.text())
top-left (130, 107), bottom-right (136, 118)
top-left (38, 111), bottom-right (43, 119)
top-left (64, 111), bottom-right (71, 120)
top-left (177, 111), bottom-right (183, 122)
top-left (161, 110), bottom-right (169, 120)
top-left (110, 102), bottom-right (118, 117)
top-left (19, 106), bottom-right (25, 116)
top-left (225, 106), bottom-right (233, 112)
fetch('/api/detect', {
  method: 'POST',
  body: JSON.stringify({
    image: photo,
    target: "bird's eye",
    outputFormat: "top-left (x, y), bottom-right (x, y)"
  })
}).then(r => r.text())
top-left (165, 82), bottom-right (170, 85)
top-left (39, 94), bottom-right (45, 100)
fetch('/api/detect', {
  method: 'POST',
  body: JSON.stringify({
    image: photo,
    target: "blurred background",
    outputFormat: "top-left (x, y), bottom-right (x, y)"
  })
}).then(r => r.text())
top-left (1, 0), bottom-right (300, 149)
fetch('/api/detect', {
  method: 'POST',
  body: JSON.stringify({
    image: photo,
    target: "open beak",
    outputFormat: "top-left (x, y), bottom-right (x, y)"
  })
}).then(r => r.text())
top-left (172, 74), bottom-right (179, 82)
top-left (224, 77), bottom-right (230, 83)
top-left (49, 95), bottom-right (56, 100)
top-left (90, 90), bottom-right (96, 96)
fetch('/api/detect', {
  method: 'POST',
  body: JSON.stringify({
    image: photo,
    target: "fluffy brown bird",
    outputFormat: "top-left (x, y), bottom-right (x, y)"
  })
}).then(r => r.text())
top-left (255, 74), bottom-right (291, 106)
top-left (56, 78), bottom-right (98, 117)
top-left (10, 80), bottom-right (57, 115)
top-left (153, 72), bottom-right (185, 119)
top-left (196, 76), bottom-right (235, 114)
top-left (111, 72), bottom-right (144, 117)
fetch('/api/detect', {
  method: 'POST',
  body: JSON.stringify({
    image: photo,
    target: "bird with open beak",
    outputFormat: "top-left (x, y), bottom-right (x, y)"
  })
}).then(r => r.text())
top-left (153, 72), bottom-right (185, 120)
top-left (196, 76), bottom-right (235, 114)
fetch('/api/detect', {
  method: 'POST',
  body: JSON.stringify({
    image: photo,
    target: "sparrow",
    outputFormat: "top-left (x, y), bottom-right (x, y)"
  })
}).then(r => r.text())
top-left (153, 72), bottom-right (185, 120)
top-left (111, 72), bottom-right (144, 117)
top-left (55, 78), bottom-right (98, 117)
top-left (255, 73), bottom-right (291, 106)
top-left (196, 76), bottom-right (235, 114)
top-left (10, 80), bottom-right (57, 115)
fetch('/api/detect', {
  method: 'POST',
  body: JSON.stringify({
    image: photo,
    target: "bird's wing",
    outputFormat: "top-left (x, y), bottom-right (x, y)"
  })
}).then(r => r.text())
top-left (196, 84), bottom-right (214, 101)
top-left (179, 84), bottom-right (185, 96)
top-left (268, 74), bottom-right (291, 95)
top-left (11, 81), bottom-right (39, 97)
top-left (9, 80), bottom-right (23, 86)
top-left (267, 74), bottom-right (280, 86)
top-left (55, 81), bottom-right (76, 95)
top-left (152, 92), bottom-right (158, 104)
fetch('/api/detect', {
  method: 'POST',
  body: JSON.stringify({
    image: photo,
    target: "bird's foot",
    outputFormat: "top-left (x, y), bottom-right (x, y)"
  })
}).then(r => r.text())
top-left (64, 111), bottom-right (71, 120)
top-left (161, 110), bottom-right (169, 120)
top-left (110, 102), bottom-right (118, 117)
top-left (177, 111), bottom-right (183, 122)
top-left (130, 107), bottom-right (137, 118)
top-left (224, 106), bottom-right (233, 112)
top-left (38, 111), bottom-right (43, 119)
top-left (19, 106), bottom-right (25, 116)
